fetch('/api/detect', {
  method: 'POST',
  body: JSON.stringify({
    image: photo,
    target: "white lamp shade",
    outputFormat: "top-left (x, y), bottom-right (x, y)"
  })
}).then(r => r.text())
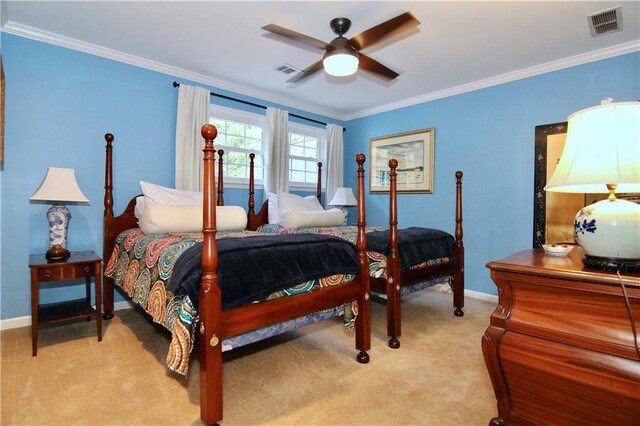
top-left (545, 101), bottom-right (640, 194)
top-left (30, 167), bottom-right (89, 203)
top-left (323, 53), bottom-right (359, 77)
top-left (329, 187), bottom-right (357, 206)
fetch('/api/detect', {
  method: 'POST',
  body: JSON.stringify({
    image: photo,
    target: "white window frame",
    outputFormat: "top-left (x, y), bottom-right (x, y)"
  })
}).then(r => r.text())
top-left (288, 122), bottom-right (325, 192)
top-left (208, 104), bottom-right (265, 189)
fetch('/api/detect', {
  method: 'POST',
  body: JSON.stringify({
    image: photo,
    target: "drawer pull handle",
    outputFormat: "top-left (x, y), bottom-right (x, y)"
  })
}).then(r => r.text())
top-left (84, 267), bottom-right (90, 273)
top-left (42, 271), bottom-right (51, 277)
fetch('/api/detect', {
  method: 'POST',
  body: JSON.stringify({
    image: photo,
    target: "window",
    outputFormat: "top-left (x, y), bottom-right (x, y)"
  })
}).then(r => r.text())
top-left (288, 123), bottom-right (325, 189)
top-left (209, 105), bottom-right (265, 185)
top-left (209, 105), bottom-right (325, 190)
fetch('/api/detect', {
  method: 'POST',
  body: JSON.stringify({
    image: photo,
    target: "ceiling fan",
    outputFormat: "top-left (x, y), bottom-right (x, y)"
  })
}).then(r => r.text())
top-left (262, 12), bottom-right (420, 83)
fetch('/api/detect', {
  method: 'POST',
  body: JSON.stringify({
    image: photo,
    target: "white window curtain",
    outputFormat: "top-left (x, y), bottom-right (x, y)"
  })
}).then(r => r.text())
top-left (325, 123), bottom-right (344, 207)
top-left (264, 107), bottom-right (289, 195)
top-left (175, 84), bottom-right (210, 191)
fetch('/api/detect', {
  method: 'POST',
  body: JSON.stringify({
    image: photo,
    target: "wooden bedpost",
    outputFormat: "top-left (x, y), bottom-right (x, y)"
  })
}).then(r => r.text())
top-left (387, 159), bottom-right (402, 349)
top-left (247, 153), bottom-right (256, 221)
top-left (316, 161), bottom-right (322, 204)
top-left (199, 124), bottom-right (223, 425)
top-left (102, 133), bottom-right (115, 320)
top-left (217, 149), bottom-right (224, 206)
top-left (453, 171), bottom-right (465, 317)
top-left (355, 153), bottom-right (371, 364)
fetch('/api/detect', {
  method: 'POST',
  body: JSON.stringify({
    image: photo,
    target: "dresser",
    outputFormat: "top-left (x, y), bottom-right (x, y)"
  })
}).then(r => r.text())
top-left (483, 248), bottom-right (640, 425)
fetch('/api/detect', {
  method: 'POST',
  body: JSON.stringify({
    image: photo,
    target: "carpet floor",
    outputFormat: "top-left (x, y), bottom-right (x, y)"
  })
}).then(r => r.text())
top-left (1, 287), bottom-right (498, 425)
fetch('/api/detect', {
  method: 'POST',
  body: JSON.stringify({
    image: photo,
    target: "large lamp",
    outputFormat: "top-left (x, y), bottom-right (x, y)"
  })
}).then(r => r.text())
top-left (30, 167), bottom-right (89, 260)
top-left (545, 99), bottom-right (640, 271)
top-left (329, 187), bottom-right (358, 225)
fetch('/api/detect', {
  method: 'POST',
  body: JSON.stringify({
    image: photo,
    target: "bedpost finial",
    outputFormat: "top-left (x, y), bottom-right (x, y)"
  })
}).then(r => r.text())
top-left (217, 149), bottom-right (224, 155)
top-left (104, 133), bottom-right (114, 144)
top-left (356, 153), bottom-right (366, 165)
top-left (201, 124), bottom-right (218, 140)
top-left (455, 170), bottom-right (463, 180)
top-left (389, 159), bottom-right (398, 169)
top-left (249, 153), bottom-right (255, 160)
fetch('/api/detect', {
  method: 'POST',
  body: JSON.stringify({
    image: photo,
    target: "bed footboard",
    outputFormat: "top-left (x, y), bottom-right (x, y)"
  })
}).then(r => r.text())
top-left (380, 161), bottom-right (465, 348)
top-left (199, 125), bottom-right (370, 425)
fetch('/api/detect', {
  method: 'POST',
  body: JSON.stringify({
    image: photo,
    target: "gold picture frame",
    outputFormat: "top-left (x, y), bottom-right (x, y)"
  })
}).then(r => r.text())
top-left (370, 128), bottom-right (435, 193)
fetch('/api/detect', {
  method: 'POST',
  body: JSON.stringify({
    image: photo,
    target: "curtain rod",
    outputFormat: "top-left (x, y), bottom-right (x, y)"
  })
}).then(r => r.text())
top-left (172, 81), bottom-right (345, 131)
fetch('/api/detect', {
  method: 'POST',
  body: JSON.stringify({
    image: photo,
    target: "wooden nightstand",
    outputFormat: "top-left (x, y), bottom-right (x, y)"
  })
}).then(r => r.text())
top-left (29, 250), bottom-right (102, 356)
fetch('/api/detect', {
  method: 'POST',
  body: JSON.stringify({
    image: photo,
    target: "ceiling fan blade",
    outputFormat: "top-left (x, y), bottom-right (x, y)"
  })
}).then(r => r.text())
top-left (262, 24), bottom-right (328, 51)
top-left (287, 60), bottom-right (324, 83)
top-left (348, 12), bottom-right (420, 51)
top-left (358, 54), bottom-right (399, 81)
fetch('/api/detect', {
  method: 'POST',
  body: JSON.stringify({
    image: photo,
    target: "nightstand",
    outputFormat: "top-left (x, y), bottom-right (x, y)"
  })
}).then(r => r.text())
top-left (29, 250), bottom-right (102, 356)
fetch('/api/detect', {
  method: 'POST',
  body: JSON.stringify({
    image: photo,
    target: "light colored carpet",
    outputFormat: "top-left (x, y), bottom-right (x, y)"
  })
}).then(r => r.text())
top-left (1, 287), bottom-right (498, 425)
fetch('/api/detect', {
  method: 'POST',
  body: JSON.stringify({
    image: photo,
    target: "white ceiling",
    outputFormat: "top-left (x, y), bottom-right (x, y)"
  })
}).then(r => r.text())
top-left (3, 1), bottom-right (639, 120)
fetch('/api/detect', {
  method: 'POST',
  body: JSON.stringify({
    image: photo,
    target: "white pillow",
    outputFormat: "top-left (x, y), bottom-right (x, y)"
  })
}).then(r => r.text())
top-left (277, 191), bottom-right (324, 217)
top-left (140, 181), bottom-right (202, 206)
top-left (139, 204), bottom-right (247, 234)
top-left (267, 192), bottom-right (280, 224)
top-left (281, 209), bottom-right (344, 229)
top-left (268, 192), bottom-right (321, 224)
top-left (134, 196), bottom-right (147, 219)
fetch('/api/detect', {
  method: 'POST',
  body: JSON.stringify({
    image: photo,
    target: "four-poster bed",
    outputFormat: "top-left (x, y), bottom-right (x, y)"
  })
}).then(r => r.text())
top-left (101, 125), bottom-right (372, 425)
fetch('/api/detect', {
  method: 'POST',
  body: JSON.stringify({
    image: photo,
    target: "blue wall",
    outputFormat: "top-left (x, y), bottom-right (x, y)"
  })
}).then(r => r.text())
top-left (344, 52), bottom-right (640, 295)
top-left (1, 33), bottom-right (638, 320)
top-left (0, 34), bottom-right (343, 320)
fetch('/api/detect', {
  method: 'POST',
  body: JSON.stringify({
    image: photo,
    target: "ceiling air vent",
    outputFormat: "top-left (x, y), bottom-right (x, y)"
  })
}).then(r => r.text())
top-left (273, 63), bottom-right (301, 75)
top-left (587, 6), bottom-right (622, 37)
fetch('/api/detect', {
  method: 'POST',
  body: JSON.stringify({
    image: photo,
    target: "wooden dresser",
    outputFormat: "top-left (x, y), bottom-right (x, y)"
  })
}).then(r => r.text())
top-left (482, 248), bottom-right (640, 425)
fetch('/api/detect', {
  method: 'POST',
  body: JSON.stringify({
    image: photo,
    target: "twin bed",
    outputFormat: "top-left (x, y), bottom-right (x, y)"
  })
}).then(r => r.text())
top-left (100, 124), bottom-right (464, 424)
top-left (102, 125), bottom-right (372, 425)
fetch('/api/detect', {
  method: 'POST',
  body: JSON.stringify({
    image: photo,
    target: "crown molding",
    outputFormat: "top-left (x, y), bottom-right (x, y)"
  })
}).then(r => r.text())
top-left (1, 22), bottom-right (344, 121)
top-left (3, 22), bottom-right (638, 122)
top-left (344, 40), bottom-right (640, 120)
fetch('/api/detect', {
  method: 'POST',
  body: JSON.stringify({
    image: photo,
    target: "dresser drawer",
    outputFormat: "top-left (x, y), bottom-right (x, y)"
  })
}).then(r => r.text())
top-left (37, 263), bottom-right (95, 281)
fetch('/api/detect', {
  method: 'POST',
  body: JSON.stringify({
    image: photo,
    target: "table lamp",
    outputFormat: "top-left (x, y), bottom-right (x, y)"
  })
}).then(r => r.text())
top-left (329, 187), bottom-right (357, 225)
top-left (30, 167), bottom-right (89, 260)
top-left (545, 99), bottom-right (640, 271)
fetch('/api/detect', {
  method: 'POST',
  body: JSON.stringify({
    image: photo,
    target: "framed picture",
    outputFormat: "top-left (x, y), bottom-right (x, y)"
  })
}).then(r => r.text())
top-left (370, 128), bottom-right (434, 193)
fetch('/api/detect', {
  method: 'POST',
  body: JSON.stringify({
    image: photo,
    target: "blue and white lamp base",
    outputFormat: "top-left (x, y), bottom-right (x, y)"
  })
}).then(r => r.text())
top-left (46, 202), bottom-right (71, 260)
top-left (574, 197), bottom-right (640, 272)
top-left (339, 206), bottom-right (349, 226)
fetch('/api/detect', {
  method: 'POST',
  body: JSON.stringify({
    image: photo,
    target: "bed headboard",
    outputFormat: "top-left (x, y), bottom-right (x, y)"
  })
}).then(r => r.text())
top-left (246, 156), bottom-right (323, 230)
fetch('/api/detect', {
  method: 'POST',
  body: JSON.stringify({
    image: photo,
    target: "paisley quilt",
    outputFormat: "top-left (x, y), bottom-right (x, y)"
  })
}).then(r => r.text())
top-left (104, 229), bottom-right (356, 375)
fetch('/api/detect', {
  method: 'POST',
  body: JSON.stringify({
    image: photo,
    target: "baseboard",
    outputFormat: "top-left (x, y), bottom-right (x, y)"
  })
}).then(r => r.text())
top-left (465, 289), bottom-right (498, 303)
top-left (0, 300), bottom-right (134, 331)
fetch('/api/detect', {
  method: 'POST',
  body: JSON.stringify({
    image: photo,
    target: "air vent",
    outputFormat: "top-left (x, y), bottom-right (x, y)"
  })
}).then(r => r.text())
top-left (587, 6), bottom-right (622, 37)
top-left (274, 63), bottom-right (301, 75)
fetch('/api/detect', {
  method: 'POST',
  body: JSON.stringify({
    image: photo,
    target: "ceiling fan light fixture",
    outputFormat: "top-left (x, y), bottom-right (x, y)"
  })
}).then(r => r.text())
top-left (323, 39), bottom-right (359, 77)
top-left (323, 51), bottom-right (359, 77)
